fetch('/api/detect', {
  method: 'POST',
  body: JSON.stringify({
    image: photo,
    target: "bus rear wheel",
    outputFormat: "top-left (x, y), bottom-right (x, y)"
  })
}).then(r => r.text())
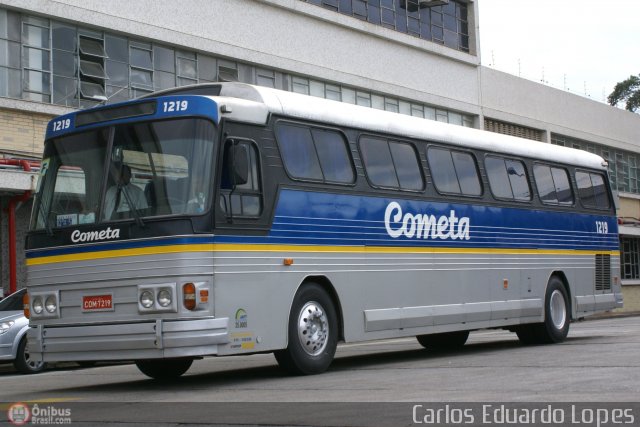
top-left (274, 283), bottom-right (338, 375)
top-left (135, 358), bottom-right (193, 380)
top-left (416, 330), bottom-right (470, 350)
top-left (516, 276), bottom-right (570, 345)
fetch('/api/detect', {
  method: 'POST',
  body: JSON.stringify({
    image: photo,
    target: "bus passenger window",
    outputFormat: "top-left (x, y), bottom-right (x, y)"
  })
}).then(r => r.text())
top-left (576, 171), bottom-right (611, 209)
top-left (275, 122), bottom-right (354, 184)
top-left (534, 165), bottom-right (574, 205)
top-left (359, 136), bottom-right (423, 191)
top-left (485, 156), bottom-right (531, 201)
top-left (427, 147), bottom-right (481, 196)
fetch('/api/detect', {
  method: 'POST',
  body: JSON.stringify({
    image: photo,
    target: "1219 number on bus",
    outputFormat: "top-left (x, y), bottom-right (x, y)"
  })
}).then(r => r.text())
top-left (162, 100), bottom-right (188, 112)
top-left (595, 221), bottom-right (608, 234)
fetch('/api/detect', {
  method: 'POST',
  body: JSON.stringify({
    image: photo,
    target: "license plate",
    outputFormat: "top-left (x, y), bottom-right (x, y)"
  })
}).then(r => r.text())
top-left (82, 294), bottom-right (113, 312)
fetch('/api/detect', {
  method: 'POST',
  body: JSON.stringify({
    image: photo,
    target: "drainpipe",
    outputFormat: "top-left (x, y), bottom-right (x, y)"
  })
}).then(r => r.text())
top-left (1, 159), bottom-right (33, 295)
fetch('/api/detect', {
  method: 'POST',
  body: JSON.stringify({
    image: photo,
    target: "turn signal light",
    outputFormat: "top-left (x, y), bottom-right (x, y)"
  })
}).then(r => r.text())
top-left (183, 282), bottom-right (196, 310)
top-left (23, 292), bottom-right (30, 319)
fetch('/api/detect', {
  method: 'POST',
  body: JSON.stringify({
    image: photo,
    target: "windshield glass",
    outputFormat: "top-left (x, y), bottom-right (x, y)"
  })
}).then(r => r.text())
top-left (31, 118), bottom-right (216, 231)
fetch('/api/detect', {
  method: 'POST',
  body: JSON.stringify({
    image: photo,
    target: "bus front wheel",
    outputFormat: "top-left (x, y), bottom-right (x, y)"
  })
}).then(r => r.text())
top-left (274, 283), bottom-right (338, 375)
top-left (135, 358), bottom-right (193, 380)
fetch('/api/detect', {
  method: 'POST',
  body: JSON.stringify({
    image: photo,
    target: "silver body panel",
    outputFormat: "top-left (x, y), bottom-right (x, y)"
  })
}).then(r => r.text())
top-left (26, 238), bottom-right (621, 362)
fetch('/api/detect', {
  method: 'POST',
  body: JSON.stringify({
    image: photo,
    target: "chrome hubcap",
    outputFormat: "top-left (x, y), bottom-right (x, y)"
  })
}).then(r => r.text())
top-left (297, 301), bottom-right (329, 356)
top-left (25, 350), bottom-right (44, 371)
top-left (549, 289), bottom-right (567, 330)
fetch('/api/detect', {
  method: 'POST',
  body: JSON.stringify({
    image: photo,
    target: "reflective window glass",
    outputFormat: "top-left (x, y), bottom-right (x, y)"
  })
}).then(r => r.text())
top-left (52, 22), bottom-right (76, 51)
top-left (198, 55), bottom-right (216, 81)
top-left (23, 46), bottom-right (50, 71)
top-left (53, 49), bottom-right (76, 77)
top-left (389, 141), bottom-right (423, 191)
top-left (154, 45), bottom-right (175, 73)
top-left (23, 69), bottom-right (51, 94)
top-left (276, 123), bottom-right (322, 180)
top-left (312, 128), bottom-right (354, 184)
top-left (23, 23), bottom-right (49, 48)
top-left (360, 136), bottom-right (398, 188)
top-left (0, 40), bottom-right (21, 68)
top-left (130, 46), bottom-right (152, 69)
top-left (79, 37), bottom-right (107, 58)
top-left (105, 34), bottom-right (128, 62)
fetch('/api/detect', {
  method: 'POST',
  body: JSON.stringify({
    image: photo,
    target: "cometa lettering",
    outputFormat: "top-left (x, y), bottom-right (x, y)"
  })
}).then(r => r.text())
top-left (384, 201), bottom-right (470, 240)
top-left (71, 227), bottom-right (120, 243)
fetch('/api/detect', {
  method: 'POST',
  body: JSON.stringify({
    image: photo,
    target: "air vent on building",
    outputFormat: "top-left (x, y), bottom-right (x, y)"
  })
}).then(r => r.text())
top-left (484, 118), bottom-right (543, 142)
top-left (78, 35), bottom-right (109, 102)
top-left (595, 254), bottom-right (611, 291)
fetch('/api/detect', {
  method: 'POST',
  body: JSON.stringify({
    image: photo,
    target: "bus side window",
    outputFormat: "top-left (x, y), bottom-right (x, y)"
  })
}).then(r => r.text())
top-left (534, 164), bottom-right (574, 206)
top-left (220, 139), bottom-right (262, 217)
top-left (427, 147), bottom-right (482, 196)
top-left (485, 156), bottom-right (531, 202)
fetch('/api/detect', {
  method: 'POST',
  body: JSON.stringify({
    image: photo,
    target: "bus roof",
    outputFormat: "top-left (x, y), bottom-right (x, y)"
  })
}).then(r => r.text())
top-left (167, 83), bottom-right (605, 171)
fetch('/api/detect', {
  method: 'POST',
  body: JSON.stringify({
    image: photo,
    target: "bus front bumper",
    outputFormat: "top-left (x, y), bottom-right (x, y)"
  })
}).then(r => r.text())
top-left (27, 317), bottom-right (229, 362)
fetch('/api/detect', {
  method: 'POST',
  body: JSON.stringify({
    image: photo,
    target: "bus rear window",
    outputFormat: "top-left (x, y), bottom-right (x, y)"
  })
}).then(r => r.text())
top-left (576, 171), bottom-right (611, 209)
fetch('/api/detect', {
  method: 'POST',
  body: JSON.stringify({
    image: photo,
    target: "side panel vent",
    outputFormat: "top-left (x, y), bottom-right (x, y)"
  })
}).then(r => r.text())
top-left (595, 254), bottom-right (611, 291)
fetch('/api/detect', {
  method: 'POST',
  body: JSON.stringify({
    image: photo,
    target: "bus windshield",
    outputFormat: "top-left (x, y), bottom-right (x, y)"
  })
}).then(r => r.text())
top-left (30, 117), bottom-right (216, 231)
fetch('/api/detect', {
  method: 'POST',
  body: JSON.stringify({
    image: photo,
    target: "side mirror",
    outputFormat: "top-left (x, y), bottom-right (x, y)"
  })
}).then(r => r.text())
top-left (227, 142), bottom-right (248, 186)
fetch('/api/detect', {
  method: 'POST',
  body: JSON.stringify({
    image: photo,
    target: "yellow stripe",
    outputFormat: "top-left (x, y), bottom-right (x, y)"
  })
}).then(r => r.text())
top-left (26, 242), bottom-right (620, 266)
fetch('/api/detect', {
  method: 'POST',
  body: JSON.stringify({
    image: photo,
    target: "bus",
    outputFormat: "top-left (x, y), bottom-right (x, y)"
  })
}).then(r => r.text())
top-left (25, 83), bottom-right (622, 379)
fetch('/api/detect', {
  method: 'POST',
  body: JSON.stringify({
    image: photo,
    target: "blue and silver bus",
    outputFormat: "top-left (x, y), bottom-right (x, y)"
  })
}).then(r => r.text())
top-left (25, 83), bottom-right (622, 378)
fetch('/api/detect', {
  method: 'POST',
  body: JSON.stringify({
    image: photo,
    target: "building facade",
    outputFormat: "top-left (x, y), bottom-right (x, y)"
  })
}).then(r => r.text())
top-left (1, 0), bottom-right (639, 311)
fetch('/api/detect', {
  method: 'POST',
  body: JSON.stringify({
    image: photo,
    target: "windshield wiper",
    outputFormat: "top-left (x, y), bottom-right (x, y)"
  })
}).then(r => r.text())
top-left (118, 184), bottom-right (145, 228)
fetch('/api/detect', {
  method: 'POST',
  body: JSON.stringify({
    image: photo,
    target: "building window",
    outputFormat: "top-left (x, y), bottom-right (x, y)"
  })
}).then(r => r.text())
top-left (621, 237), bottom-right (640, 280)
top-left (302, 0), bottom-right (470, 53)
top-left (22, 16), bottom-right (51, 103)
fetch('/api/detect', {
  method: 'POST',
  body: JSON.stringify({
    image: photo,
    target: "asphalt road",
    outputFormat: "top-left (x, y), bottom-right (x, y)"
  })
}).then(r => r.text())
top-left (1, 316), bottom-right (638, 426)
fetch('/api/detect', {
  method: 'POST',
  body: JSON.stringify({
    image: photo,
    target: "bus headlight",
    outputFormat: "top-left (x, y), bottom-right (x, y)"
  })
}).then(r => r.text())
top-left (45, 295), bottom-right (57, 313)
top-left (138, 284), bottom-right (176, 313)
top-left (32, 296), bottom-right (44, 315)
top-left (157, 289), bottom-right (172, 308)
top-left (28, 292), bottom-right (60, 318)
top-left (140, 290), bottom-right (154, 309)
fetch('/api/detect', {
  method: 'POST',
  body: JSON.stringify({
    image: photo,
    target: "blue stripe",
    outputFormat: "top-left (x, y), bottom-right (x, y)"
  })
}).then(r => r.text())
top-left (27, 189), bottom-right (619, 260)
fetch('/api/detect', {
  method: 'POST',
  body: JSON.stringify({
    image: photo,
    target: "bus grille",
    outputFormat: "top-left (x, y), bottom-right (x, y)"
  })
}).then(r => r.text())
top-left (595, 254), bottom-right (611, 291)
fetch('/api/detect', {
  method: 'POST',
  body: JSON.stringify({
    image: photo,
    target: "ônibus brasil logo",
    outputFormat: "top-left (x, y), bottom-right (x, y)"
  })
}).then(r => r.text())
top-left (7, 403), bottom-right (30, 426)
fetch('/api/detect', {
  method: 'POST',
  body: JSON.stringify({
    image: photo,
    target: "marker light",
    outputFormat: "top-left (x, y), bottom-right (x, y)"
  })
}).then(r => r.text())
top-left (157, 289), bottom-right (172, 308)
top-left (32, 296), bottom-right (44, 315)
top-left (140, 290), bottom-right (154, 309)
top-left (45, 295), bottom-right (57, 313)
top-left (23, 292), bottom-right (30, 319)
top-left (183, 283), bottom-right (196, 310)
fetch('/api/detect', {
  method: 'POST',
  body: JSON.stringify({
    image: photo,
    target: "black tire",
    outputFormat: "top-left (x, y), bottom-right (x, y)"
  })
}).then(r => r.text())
top-left (274, 283), bottom-right (338, 375)
top-left (516, 276), bottom-right (570, 345)
top-left (416, 330), bottom-right (470, 350)
top-left (14, 336), bottom-right (46, 375)
top-left (135, 358), bottom-right (193, 380)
